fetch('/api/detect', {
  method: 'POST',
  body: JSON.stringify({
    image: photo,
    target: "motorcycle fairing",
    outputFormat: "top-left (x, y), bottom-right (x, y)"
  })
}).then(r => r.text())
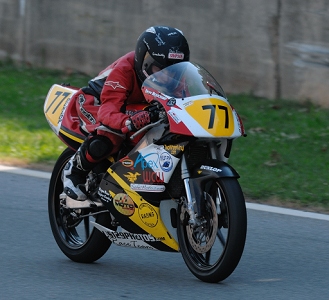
top-left (144, 86), bottom-right (242, 138)
top-left (98, 141), bottom-right (187, 251)
top-left (93, 193), bottom-right (177, 250)
top-left (44, 84), bottom-right (85, 150)
top-left (44, 84), bottom-right (76, 135)
top-left (182, 96), bottom-right (236, 137)
top-left (142, 61), bottom-right (245, 139)
top-left (91, 222), bottom-right (159, 251)
top-left (44, 85), bottom-right (150, 151)
top-left (99, 167), bottom-right (179, 252)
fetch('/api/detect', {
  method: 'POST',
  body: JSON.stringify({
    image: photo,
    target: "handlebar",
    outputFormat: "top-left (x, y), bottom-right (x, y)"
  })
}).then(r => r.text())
top-left (122, 118), bottom-right (165, 140)
top-left (121, 102), bottom-right (166, 138)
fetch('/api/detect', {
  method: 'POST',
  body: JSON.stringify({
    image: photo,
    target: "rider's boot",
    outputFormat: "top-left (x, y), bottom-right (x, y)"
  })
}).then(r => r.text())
top-left (63, 135), bottom-right (113, 200)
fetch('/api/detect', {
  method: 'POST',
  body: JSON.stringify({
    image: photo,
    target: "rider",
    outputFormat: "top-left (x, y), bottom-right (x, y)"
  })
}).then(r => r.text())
top-left (63, 25), bottom-right (190, 200)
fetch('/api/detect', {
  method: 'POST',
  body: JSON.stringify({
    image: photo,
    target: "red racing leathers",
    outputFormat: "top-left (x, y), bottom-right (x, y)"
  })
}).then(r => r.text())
top-left (71, 51), bottom-right (146, 153)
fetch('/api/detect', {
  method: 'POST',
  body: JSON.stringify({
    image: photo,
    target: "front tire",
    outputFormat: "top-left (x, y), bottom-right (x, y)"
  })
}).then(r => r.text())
top-left (48, 148), bottom-right (115, 263)
top-left (177, 178), bottom-right (247, 283)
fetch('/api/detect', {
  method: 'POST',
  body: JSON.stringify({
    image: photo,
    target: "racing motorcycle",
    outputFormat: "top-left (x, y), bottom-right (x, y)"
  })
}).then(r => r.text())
top-left (44, 61), bottom-right (247, 283)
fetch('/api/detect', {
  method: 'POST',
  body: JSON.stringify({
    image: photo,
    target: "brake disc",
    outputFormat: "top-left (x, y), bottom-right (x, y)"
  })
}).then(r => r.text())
top-left (182, 194), bottom-right (218, 253)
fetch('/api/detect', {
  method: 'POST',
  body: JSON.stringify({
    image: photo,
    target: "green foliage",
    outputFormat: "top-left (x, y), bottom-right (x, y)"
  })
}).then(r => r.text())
top-left (228, 95), bottom-right (329, 209)
top-left (0, 62), bottom-right (90, 163)
top-left (0, 62), bottom-right (328, 210)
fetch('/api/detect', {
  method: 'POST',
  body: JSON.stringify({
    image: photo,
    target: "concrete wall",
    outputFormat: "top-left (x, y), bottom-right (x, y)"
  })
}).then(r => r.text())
top-left (1, 0), bottom-right (328, 107)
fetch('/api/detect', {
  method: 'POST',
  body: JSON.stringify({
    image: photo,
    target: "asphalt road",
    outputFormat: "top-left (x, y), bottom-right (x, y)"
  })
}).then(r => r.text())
top-left (0, 166), bottom-right (328, 300)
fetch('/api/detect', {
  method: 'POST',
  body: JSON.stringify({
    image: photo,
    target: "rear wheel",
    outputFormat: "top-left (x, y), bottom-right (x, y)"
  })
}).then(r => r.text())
top-left (177, 178), bottom-right (247, 283)
top-left (48, 148), bottom-right (115, 263)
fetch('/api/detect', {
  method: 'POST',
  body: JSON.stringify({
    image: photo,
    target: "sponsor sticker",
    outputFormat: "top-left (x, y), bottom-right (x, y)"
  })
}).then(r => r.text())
top-left (160, 152), bottom-right (173, 172)
top-left (143, 171), bottom-right (164, 184)
top-left (113, 193), bottom-right (135, 216)
top-left (123, 171), bottom-right (141, 183)
top-left (135, 145), bottom-right (180, 183)
top-left (130, 184), bottom-right (166, 192)
top-left (164, 144), bottom-right (185, 155)
top-left (167, 98), bottom-right (176, 107)
top-left (200, 165), bottom-right (222, 172)
top-left (167, 109), bottom-right (181, 124)
top-left (121, 158), bottom-right (134, 167)
top-left (98, 187), bottom-right (112, 203)
top-left (92, 224), bottom-right (165, 250)
top-left (168, 52), bottom-right (184, 60)
top-left (138, 203), bottom-right (158, 228)
top-left (134, 152), bottom-right (160, 170)
top-left (144, 88), bottom-right (168, 100)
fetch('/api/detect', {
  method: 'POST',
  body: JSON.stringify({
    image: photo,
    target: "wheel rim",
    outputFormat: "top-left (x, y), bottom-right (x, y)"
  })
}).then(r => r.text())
top-left (56, 206), bottom-right (94, 249)
top-left (52, 165), bottom-right (96, 249)
top-left (180, 183), bottom-right (229, 269)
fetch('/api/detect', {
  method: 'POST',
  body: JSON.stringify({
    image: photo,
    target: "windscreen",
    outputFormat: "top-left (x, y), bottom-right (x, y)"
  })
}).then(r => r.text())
top-left (143, 62), bottom-right (226, 99)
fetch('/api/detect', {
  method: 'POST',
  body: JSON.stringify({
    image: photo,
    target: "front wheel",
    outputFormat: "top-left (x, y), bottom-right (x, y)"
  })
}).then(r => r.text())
top-left (177, 178), bottom-right (247, 283)
top-left (48, 148), bottom-right (115, 263)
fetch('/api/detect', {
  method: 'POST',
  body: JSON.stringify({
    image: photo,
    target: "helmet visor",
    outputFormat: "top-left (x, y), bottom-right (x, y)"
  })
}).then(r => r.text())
top-left (142, 53), bottom-right (164, 78)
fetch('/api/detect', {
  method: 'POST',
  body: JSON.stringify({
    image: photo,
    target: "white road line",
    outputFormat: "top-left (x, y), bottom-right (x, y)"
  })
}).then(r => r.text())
top-left (246, 202), bottom-right (329, 221)
top-left (0, 165), bottom-right (51, 179)
top-left (1, 164), bottom-right (328, 221)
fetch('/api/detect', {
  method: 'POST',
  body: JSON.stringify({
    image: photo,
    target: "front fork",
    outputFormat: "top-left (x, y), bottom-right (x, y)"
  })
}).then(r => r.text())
top-left (180, 141), bottom-right (226, 227)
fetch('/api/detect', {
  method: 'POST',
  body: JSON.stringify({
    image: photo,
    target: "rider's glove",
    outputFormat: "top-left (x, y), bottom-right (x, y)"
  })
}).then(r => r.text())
top-left (125, 110), bottom-right (151, 132)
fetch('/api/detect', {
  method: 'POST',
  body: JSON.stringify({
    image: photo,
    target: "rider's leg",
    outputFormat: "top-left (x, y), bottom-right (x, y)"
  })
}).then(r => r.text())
top-left (63, 134), bottom-right (113, 200)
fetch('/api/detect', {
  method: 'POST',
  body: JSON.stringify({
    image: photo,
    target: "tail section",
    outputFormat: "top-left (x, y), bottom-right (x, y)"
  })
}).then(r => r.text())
top-left (44, 84), bottom-right (85, 150)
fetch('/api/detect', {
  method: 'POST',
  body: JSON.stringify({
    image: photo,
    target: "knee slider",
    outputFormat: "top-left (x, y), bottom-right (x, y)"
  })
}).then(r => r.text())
top-left (86, 135), bottom-right (113, 161)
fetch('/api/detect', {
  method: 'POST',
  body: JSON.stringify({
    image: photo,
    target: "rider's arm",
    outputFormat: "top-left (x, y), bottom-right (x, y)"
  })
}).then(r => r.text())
top-left (97, 66), bottom-right (133, 131)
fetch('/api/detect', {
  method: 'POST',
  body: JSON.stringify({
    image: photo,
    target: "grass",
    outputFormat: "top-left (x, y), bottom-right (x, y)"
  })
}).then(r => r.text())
top-left (0, 61), bottom-right (328, 211)
top-left (0, 61), bottom-right (90, 165)
top-left (228, 95), bottom-right (329, 211)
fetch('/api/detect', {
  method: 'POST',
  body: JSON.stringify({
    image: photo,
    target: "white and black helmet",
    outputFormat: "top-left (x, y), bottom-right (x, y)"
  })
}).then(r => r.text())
top-left (134, 26), bottom-right (190, 85)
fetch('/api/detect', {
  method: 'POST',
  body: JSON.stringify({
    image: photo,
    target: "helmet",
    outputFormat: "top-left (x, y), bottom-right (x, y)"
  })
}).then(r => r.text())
top-left (134, 26), bottom-right (190, 85)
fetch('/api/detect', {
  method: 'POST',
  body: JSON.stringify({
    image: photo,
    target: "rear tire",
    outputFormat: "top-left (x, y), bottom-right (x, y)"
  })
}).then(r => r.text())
top-left (177, 178), bottom-right (247, 283)
top-left (48, 148), bottom-right (115, 263)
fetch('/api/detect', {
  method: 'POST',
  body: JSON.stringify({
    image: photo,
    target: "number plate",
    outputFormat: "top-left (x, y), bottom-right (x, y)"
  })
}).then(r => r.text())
top-left (44, 84), bottom-right (77, 134)
top-left (185, 97), bottom-right (235, 137)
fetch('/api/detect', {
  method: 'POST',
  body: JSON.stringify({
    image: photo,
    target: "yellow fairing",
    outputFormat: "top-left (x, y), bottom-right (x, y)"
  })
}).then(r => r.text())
top-left (185, 97), bottom-right (235, 137)
top-left (108, 169), bottom-right (179, 251)
top-left (44, 84), bottom-right (76, 132)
